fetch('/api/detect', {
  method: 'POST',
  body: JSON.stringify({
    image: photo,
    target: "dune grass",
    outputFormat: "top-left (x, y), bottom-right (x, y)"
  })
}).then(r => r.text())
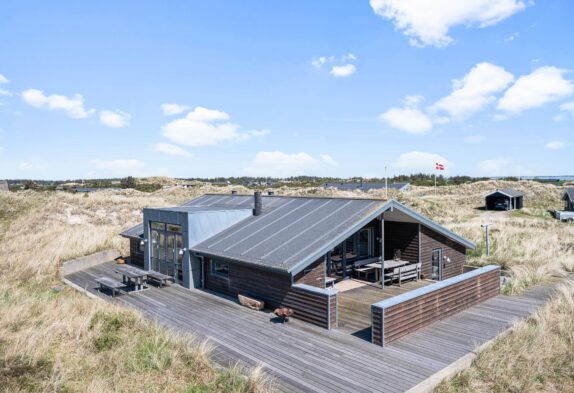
top-left (1, 180), bottom-right (572, 392)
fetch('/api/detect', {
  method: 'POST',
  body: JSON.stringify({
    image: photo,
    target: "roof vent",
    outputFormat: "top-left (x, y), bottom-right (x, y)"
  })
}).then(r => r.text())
top-left (231, 190), bottom-right (237, 195)
top-left (268, 191), bottom-right (275, 196)
top-left (253, 191), bottom-right (262, 216)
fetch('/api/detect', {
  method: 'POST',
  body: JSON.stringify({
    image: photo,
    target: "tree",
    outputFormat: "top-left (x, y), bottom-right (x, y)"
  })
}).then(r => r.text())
top-left (122, 176), bottom-right (137, 189)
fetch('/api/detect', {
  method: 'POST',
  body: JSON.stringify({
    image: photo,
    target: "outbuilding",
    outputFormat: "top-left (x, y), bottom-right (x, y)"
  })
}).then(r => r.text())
top-left (562, 188), bottom-right (574, 212)
top-left (485, 189), bottom-right (524, 211)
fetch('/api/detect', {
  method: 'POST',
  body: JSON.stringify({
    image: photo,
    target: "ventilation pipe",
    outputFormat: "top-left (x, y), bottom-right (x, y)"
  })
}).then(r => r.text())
top-left (253, 191), bottom-right (262, 216)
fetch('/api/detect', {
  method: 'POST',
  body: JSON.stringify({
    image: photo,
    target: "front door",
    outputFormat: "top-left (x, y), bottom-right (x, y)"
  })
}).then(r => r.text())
top-left (431, 248), bottom-right (442, 280)
top-left (150, 223), bottom-right (183, 284)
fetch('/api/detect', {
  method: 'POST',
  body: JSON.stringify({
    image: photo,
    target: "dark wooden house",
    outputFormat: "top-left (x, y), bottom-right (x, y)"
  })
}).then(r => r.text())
top-left (485, 189), bottom-right (524, 210)
top-left (563, 188), bottom-right (574, 212)
top-left (121, 192), bottom-right (476, 330)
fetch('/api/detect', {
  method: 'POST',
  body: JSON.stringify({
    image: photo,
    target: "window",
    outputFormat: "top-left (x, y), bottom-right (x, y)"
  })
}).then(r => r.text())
top-left (166, 224), bottom-right (182, 233)
top-left (151, 222), bottom-right (166, 231)
top-left (211, 260), bottom-right (229, 278)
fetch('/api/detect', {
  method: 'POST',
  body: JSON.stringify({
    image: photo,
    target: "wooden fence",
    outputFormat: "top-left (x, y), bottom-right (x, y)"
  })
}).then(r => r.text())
top-left (371, 265), bottom-right (501, 346)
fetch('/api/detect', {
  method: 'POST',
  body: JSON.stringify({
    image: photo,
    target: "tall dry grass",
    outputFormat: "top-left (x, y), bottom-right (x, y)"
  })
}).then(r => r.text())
top-left (1, 180), bottom-right (572, 392)
top-left (0, 188), bottom-right (273, 393)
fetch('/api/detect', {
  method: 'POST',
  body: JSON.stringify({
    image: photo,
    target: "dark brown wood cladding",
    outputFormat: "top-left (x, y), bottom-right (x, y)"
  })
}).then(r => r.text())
top-left (372, 267), bottom-right (500, 346)
top-left (384, 221), bottom-right (419, 263)
top-left (294, 257), bottom-right (326, 287)
top-left (420, 225), bottom-right (466, 279)
top-left (203, 256), bottom-right (335, 329)
top-left (129, 239), bottom-right (144, 267)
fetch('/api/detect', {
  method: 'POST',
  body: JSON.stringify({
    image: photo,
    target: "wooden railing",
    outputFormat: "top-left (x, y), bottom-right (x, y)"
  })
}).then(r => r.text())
top-left (371, 265), bottom-right (501, 346)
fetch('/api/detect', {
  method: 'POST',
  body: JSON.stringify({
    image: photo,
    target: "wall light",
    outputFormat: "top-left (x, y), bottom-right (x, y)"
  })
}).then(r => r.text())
top-left (179, 248), bottom-right (187, 255)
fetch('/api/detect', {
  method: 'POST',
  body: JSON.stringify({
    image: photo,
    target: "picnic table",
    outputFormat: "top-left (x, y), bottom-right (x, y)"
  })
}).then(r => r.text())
top-left (95, 277), bottom-right (126, 297)
top-left (366, 259), bottom-right (410, 282)
top-left (115, 265), bottom-right (148, 291)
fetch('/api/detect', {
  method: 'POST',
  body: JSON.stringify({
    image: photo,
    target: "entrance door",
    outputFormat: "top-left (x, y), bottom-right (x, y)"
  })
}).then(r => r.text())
top-left (150, 225), bottom-right (182, 283)
top-left (431, 248), bottom-right (442, 280)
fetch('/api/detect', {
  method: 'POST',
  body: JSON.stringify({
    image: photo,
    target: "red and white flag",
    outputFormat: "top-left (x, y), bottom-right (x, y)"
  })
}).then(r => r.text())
top-left (435, 162), bottom-right (444, 171)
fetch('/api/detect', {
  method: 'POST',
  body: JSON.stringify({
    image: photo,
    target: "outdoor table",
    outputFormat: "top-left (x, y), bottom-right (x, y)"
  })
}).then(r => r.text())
top-left (366, 259), bottom-right (410, 282)
top-left (115, 266), bottom-right (148, 291)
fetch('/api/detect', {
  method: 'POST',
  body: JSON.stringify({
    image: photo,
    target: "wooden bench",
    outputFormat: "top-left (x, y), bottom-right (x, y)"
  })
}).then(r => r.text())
top-left (96, 277), bottom-right (127, 297)
top-left (145, 271), bottom-right (174, 287)
top-left (384, 263), bottom-right (421, 287)
top-left (238, 294), bottom-right (265, 311)
top-left (355, 266), bottom-right (376, 280)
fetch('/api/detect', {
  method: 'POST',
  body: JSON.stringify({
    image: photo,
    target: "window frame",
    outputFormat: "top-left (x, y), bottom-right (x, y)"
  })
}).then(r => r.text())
top-left (211, 259), bottom-right (230, 279)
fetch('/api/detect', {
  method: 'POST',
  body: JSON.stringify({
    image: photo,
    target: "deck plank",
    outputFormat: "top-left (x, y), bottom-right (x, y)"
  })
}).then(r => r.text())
top-left (65, 262), bottom-right (561, 393)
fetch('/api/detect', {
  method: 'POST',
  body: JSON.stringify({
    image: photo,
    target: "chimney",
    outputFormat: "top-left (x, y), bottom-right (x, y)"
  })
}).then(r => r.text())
top-left (253, 191), bottom-right (262, 216)
top-left (267, 191), bottom-right (275, 196)
top-left (231, 190), bottom-right (237, 195)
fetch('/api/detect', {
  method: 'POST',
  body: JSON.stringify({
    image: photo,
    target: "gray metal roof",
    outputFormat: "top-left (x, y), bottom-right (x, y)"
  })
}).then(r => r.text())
top-left (485, 189), bottom-right (524, 198)
top-left (120, 193), bottom-right (476, 275)
top-left (192, 195), bottom-right (476, 275)
top-left (323, 182), bottom-right (410, 192)
top-left (120, 223), bottom-right (143, 239)
top-left (563, 188), bottom-right (574, 201)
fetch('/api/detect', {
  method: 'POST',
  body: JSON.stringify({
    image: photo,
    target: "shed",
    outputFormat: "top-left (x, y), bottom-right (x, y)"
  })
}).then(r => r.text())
top-left (562, 188), bottom-right (574, 212)
top-left (485, 189), bottom-right (524, 210)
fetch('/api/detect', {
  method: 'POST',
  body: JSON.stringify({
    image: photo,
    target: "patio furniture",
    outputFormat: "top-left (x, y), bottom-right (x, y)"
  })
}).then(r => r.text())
top-left (355, 266), bottom-right (376, 280)
top-left (274, 307), bottom-right (294, 323)
top-left (146, 271), bottom-right (174, 287)
top-left (95, 277), bottom-right (126, 297)
top-left (366, 259), bottom-right (410, 282)
top-left (325, 277), bottom-right (336, 288)
top-left (115, 265), bottom-right (148, 291)
top-left (384, 263), bottom-right (421, 287)
top-left (238, 294), bottom-right (265, 310)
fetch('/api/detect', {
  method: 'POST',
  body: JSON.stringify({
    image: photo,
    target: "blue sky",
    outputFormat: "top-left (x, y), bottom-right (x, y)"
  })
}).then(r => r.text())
top-left (0, 0), bottom-right (573, 180)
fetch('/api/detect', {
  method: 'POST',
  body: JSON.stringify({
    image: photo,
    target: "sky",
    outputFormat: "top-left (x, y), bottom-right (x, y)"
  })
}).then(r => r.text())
top-left (0, 0), bottom-right (573, 180)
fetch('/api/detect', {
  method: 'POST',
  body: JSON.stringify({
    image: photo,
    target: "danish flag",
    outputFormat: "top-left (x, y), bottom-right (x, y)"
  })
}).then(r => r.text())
top-left (435, 163), bottom-right (444, 171)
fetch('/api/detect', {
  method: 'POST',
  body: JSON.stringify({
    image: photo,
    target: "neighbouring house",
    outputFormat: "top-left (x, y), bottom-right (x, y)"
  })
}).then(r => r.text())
top-left (323, 182), bottom-right (411, 193)
top-left (0, 180), bottom-right (8, 192)
top-left (563, 188), bottom-right (574, 212)
top-left (485, 189), bottom-right (524, 211)
top-left (121, 192), bottom-right (482, 333)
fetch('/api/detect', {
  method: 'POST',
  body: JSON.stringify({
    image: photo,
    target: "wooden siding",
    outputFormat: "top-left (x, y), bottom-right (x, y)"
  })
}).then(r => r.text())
top-left (372, 267), bottom-right (500, 346)
top-left (129, 239), bottom-right (144, 267)
top-left (294, 257), bottom-right (326, 287)
top-left (384, 221), bottom-right (419, 263)
top-left (420, 225), bottom-right (466, 279)
top-left (203, 256), bottom-right (335, 329)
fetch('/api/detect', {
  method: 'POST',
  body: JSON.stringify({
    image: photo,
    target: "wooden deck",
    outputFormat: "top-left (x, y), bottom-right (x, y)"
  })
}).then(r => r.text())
top-left (65, 262), bottom-right (557, 393)
top-left (338, 279), bottom-right (432, 339)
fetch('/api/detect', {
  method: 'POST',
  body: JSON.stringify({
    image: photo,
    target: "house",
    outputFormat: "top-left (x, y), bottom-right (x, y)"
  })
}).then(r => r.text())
top-left (485, 189), bottom-right (524, 210)
top-left (323, 182), bottom-right (411, 193)
top-left (121, 192), bottom-right (477, 330)
top-left (0, 180), bottom-right (8, 192)
top-left (562, 188), bottom-right (574, 212)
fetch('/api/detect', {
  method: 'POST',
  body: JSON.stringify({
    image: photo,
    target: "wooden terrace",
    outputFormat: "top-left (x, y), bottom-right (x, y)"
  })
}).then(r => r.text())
top-left (65, 261), bottom-right (557, 393)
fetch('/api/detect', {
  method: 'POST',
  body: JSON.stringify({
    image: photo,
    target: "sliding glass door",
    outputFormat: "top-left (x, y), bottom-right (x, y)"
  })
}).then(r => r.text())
top-left (150, 222), bottom-right (183, 283)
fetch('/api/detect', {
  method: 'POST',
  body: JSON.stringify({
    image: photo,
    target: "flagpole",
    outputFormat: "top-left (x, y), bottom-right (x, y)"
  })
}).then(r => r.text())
top-left (385, 166), bottom-right (388, 199)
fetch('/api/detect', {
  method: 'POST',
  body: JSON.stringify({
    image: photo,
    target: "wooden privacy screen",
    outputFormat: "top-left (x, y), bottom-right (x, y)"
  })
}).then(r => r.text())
top-left (371, 265), bottom-right (501, 346)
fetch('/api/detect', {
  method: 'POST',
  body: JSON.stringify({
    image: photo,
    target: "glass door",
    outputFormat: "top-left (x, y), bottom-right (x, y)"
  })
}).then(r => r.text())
top-left (174, 234), bottom-right (183, 284)
top-left (431, 248), bottom-right (442, 280)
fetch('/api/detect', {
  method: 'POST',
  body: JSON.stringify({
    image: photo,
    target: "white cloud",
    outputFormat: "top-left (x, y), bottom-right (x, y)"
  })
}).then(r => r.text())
top-left (243, 151), bottom-right (338, 177)
top-left (556, 101), bottom-right (574, 121)
top-left (99, 110), bottom-right (131, 128)
top-left (161, 106), bottom-right (268, 147)
top-left (545, 141), bottom-right (565, 150)
top-left (432, 63), bottom-right (514, 120)
top-left (330, 64), bottom-right (356, 78)
top-left (498, 66), bottom-right (574, 114)
top-left (0, 74), bottom-right (12, 96)
top-left (505, 32), bottom-right (520, 42)
top-left (464, 135), bottom-right (485, 143)
top-left (21, 89), bottom-right (95, 119)
top-left (370, 0), bottom-right (527, 47)
top-left (152, 142), bottom-right (192, 157)
top-left (91, 159), bottom-right (144, 176)
top-left (392, 151), bottom-right (451, 172)
top-left (18, 161), bottom-right (46, 172)
top-left (379, 106), bottom-right (433, 134)
top-left (161, 103), bottom-right (190, 116)
top-left (312, 54), bottom-right (358, 77)
top-left (311, 56), bottom-right (327, 69)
